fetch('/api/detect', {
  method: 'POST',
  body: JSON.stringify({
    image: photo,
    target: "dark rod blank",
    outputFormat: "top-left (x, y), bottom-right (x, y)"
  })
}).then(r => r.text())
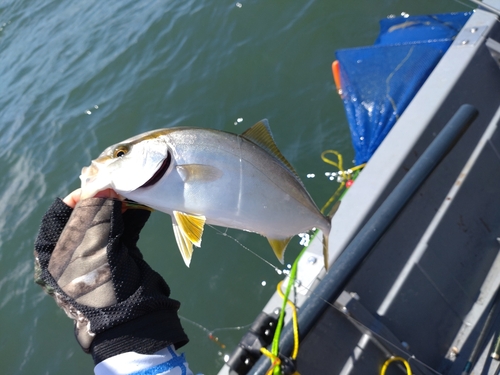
top-left (249, 104), bottom-right (479, 375)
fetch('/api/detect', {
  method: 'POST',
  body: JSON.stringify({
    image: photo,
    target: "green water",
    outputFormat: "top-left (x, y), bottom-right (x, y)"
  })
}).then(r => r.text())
top-left (0, 1), bottom-right (469, 374)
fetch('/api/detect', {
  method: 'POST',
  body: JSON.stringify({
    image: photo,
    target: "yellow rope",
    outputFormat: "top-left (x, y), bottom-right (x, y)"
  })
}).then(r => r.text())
top-left (320, 181), bottom-right (345, 214)
top-left (319, 150), bottom-right (366, 214)
top-left (321, 149), bottom-right (344, 170)
top-left (380, 356), bottom-right (412, 375)
top-left (260, 150), bottom-right (367, 375)
top-left (276, 280), bottom-right (300, 359)
top-left (260, 347), bottom-right (281, 375)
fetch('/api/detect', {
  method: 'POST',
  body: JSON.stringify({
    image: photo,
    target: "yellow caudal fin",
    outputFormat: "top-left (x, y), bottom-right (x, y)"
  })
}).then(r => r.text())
top-left (267, 237), bottom-right (292, 264)
top-left (172, 211), bottom-right (206, 267)
top-left (320, 201), bottom-right (339, 271)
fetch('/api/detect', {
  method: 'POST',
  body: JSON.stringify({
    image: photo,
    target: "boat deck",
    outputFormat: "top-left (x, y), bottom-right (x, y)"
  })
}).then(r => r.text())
top-left (219, 3), bottom-right (500, 374)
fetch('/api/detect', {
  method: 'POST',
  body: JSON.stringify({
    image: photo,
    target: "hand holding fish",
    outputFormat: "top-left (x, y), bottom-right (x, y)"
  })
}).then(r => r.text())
top-left (63, 188), bottom-right (124, 209)
top-left (80, 120), bottom-right (331, 268)
top-left (62, 188), bottom-right (82, 208)
top-left (34, 192), bottom-right (191, 371)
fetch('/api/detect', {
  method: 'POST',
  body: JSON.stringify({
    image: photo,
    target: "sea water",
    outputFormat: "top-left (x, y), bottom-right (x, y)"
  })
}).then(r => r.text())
top-left (0, 1), bottom-right (469, 373)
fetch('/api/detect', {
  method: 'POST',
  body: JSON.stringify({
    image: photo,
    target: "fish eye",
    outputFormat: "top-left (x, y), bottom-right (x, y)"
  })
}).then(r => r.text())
top-left (113, 146), bottom-right (129, 158)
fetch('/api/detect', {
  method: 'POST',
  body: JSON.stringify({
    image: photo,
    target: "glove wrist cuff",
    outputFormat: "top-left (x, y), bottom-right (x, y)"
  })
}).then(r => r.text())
top-left (90, 309), bottom-right (189, 364)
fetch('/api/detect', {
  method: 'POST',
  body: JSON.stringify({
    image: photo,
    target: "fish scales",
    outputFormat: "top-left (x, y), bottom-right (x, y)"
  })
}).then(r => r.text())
top-left (80, 120), bottom-right (331, 268)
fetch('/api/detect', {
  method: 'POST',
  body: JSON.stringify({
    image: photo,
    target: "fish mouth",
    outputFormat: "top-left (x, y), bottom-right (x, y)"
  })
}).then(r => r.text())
top-left (139, 152), bottom-right (171, 189)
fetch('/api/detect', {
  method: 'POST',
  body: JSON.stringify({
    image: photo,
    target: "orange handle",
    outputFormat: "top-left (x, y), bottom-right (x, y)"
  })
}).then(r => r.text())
top-left (332, 60), bottom-right (342, 95)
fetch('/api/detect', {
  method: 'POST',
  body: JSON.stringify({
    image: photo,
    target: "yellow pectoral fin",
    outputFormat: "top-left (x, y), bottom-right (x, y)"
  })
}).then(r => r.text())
top-left (173, 211), bottom-right (206, 247)
top-left (267, 237), bottom-right (292, 264)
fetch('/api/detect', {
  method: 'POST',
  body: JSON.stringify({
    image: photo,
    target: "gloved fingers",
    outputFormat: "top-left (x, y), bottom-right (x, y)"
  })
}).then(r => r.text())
top-left (34, 198), bottom-right (74, 262)
top-left (49, 198), bottom-right (119, 308)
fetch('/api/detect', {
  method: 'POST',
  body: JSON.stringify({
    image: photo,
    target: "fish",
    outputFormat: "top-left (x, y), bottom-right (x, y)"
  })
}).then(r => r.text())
top-left (80, 119), bottom-right (331, 268)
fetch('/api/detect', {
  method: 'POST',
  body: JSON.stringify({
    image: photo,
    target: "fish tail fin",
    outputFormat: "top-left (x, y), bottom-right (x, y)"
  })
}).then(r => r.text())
top-left (268, 237), bottom-right (292, 264)
top-left (322, 230), bottom-right (329, 270)
top-left (322, 200), bottom-right (339, 271)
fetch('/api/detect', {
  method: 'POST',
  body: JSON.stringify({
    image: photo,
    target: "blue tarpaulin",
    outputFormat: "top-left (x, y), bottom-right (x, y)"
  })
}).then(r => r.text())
top-left (336, 12), bottom-right (472, 165)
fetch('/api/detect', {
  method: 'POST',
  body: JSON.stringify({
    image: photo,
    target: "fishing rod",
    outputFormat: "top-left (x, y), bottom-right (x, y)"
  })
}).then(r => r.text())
top-left (248, 104), bottom-right (479, 375)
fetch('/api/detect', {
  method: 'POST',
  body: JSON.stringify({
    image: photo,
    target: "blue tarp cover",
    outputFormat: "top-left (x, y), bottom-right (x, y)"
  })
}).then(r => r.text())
top-left (336, 12), bottom-right (472, 165)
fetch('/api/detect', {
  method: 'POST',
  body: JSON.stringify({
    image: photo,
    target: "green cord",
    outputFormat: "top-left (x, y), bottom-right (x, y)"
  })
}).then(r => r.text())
top-left (270, 230), bottom-right (319, 374)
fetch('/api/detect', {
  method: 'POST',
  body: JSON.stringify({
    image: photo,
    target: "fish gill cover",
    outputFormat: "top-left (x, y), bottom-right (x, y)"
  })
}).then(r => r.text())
top-left (335, 12), bottom-right (472, 166)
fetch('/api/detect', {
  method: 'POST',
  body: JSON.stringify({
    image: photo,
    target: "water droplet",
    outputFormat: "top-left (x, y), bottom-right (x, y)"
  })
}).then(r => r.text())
top-left (299, 232), bottom-right (310, 246)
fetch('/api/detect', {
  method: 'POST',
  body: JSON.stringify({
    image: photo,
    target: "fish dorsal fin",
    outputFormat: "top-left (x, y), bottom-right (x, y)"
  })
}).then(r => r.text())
top-left (241, 120), bottom-right (302, 183)
top-left (172, 211), bottom-right (206, 267)
top-left (267, 237), bottom-right (292, 264)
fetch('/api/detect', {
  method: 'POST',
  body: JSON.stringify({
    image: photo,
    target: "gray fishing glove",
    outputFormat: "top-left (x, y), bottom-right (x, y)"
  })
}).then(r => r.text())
top-left (34, 197), bottom-right (188, 364)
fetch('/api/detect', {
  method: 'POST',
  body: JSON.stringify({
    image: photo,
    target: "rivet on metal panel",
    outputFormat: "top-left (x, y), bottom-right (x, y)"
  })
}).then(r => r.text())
top-left (453, 26), bottom-right (488, 47)
top-left (307, 255), bottom-right (317, 265)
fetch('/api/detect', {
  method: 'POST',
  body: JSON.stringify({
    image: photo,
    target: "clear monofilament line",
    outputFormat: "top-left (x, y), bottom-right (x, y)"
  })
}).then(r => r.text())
top-left (208, 225), bottom-right (284, 274)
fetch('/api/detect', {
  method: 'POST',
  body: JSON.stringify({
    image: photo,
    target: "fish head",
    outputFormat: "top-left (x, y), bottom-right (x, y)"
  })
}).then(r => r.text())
top-left (80, 131), bottom-right (171, 199)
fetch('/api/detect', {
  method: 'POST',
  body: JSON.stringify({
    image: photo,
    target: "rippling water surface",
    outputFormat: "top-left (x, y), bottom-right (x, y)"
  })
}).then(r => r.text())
top-left (0, 1), bottom-right (468, 374)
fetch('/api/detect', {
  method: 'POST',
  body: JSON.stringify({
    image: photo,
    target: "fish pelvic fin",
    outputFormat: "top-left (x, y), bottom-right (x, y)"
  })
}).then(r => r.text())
top-left (172, 223), bottom-right (193, 267)
top-left (267, 237), bottom-right (292, 264)
top-left (172, 211), bottom-right (206, 267)
top-left (242, 120), bottom-right (303, 185)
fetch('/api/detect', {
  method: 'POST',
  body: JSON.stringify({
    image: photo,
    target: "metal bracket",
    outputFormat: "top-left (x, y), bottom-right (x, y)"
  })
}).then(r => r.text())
top-left (453, 26), bottom-right (489, 47)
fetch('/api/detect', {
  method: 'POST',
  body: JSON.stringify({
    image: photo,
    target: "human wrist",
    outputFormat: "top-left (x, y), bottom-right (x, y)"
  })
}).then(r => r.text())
top-left (90, 309), bottom-right (189, 364)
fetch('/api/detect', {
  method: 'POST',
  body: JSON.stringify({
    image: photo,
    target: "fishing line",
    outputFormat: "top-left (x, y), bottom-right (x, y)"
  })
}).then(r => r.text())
top-left (179, 314), bottom-right (253, 350)
top-left (207, 224), bottom-right (285, 275)
top-left (208, 223), bottom-right (441, 372)
top-left (468, 0), bottom-right (500, 15)
top-left (449, 0), bottom-right (475, 10)
top-left (284, 277), bottom-right (444, 375)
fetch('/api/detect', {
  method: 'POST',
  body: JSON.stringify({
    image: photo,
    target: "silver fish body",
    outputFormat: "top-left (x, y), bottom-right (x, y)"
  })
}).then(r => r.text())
top-left (80, 120), bottom-right (330, 267)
